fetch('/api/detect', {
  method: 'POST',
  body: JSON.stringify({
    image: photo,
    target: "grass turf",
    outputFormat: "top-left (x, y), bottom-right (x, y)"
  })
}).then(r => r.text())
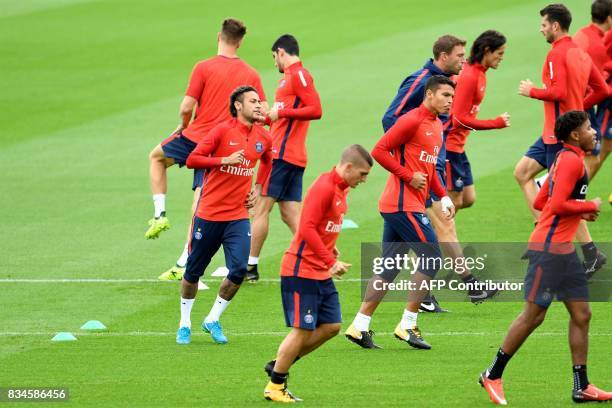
top-left (1, 0), bottom-right (610, 406)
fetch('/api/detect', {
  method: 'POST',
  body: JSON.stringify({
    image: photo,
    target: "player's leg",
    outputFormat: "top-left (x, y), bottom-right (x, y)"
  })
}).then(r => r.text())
top-left (146, 133), bottom-right (197, 239)
top-left (278, 201), bottom-right (301, 234)
top-left (459, 152), bottom-right (476, 209)
top-left (345, 214), bottom-right (401, 348)
top-left (394, 212), bottom-right (443, 349)
top-left (264, 328), bottom-right (308, 402)
top-left (176, 217), bottom-right (222, 344)
top-left (427, 201), bottom-right (498, 303)
top-left (514, 138), bottom-right (547, 220)
top-left (446, 151), bottom-right (469, 209)
top-left (247, 196), bottom-right (276, 281)
top-left (158, 185), bottom-right (201, 280)
top-left (202, 219), bottom-right (250, 344)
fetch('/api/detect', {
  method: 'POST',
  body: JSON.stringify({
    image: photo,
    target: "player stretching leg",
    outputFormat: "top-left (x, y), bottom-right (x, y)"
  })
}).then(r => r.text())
top-left (262, 145), bottom-right (372, 403)
top-left (247, 34), bottom-right (322, 282)
top-left (513, 4), bottom-right (607, 278)
top-left (345, 76), bottom-right (456, 349)
top-left (479, 111), bottom-right (611, 405)
top-left (175, 86), bottom-right (272, 345)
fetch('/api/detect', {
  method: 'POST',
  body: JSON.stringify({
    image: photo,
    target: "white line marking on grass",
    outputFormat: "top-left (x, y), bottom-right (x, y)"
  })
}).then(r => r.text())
top-left (0, 278), bottom-right (367, 283)
top-left (1, 331), bottom-right (610, 337)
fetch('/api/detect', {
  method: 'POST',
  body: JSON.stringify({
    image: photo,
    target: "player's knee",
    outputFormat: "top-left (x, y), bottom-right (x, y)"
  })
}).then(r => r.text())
top-left (149, 145), bottom-right (164, 162)
top-left (451, 195), bottom-right (463, 209)
top-left (462, 195), bottom-right (475, 208)
top-left (324, 323), bottom-right (341, 338)
top-left (572, 307), bottom-right (592, 326)
top-left (280, 207), bottom-right (299, 227)
top-left (513, 161), bottom-right (530, 185)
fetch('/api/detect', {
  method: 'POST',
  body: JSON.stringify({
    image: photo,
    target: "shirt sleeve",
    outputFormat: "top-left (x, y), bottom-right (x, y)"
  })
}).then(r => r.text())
top-left (277, 70), bottom-right (322, 121)
top-left (371, 113), bottom-right (420, 182)
top-left (452, 71), bottom-right (506, 130)
top-left (382, 74), bottom-right (427, 131)
top-left (299, 180), bottom-right (337, 268)
top-left (429, 170), bottom-right (447, 199)
top-left (255, 140), bottom-right (273, 185)
top-left (185, 126), bottom-right (223, 168)
top-left (185, 63), bottom-right (205, 99)
top-left (547, 154), bottom-right (598, 215)
top-left (533, 176), bottom-right (550, 211)
top-left (529, 53), bottom-right (568, 101)
top-left (583, 62), bottom-right (608, 110)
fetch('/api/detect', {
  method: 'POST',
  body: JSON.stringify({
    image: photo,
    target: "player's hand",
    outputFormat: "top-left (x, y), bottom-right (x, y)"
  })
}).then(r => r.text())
top-left (582, 212), bottom-right (599, 222)
top-left (500, 112), bottom-right (511, 127)
top-left (333, 246), bottom-right (341, 258)
top-left (518, 79), bottom-right (534, 97)
top-left (409, 172), bottom-right (427, 190)
top-left (267, 108), bottom-right (279, 122)
top-left (222, 149), bottom-right (244, 165)
top-left (253, 183), bottom-right (263, 198)
top-left (329, 260), bottom-right (351, 280)
top-left (253, 111), bottom-right (267, 124)
top-left (245, 189), bottom-right (258, 209)
top-left (591, 197), bottom-right (602, 210)
top-left (440, 196), bottom-right (456, 219)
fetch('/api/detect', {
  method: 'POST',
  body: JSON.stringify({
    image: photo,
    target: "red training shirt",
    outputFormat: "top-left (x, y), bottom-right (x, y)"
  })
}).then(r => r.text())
top-left (269, 61), bottom-right (322, 168)
top-left (529, 36), bottom-right (607, 145)
top-left (186, 118), bottom-right (273, 221)
top-left (446, 62), bottom-right (507, 153)
top-left (529, 143), bottom-right (597, 254)
top-left (280, 168), bottom-right (349, 280)
top-left (182, 56), bottom-right (266, 143)
top-left (373, 104), bottom-right (447, 214)
top-left (574, 23), bottom-right (607, 78)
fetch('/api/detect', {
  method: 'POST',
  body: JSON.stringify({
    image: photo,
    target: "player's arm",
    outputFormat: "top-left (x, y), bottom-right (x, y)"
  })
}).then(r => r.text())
top-left (177, 63), bottom-right (205, 132)
top-left (526, 54), bottom-right (567, 101)
top-left (276, 71), bottom-right (322, 121)
top-left (254, 142), bottom-right (273, 193)
top-left (382, 75), bottom-right (426, 130)
top-left (533, 176), bottom-right (550, 211)
top-left (186, 127), bottom-right (243, 169)
top-left (453, 72), bottom-right (507, 130)
top-left (430, 173), bottom-right (455, 218)
top-left (252, 73), bottom-right (270, 119)
top-left (548, 155), bottom-right (599, 215)
top-left (177, 96), bottom-right (197, 132)
top-left (299, 184), bottom-right (337, 268)
top-left (371, 114), bottom-right (419, 182)
top-left (583, 63), bottom-right (608, 110)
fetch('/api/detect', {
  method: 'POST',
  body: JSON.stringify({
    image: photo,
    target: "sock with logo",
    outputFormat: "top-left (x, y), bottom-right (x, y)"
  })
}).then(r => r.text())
top-left (581, 242), bottom-right (597, 262)
top-left (573, 365), bottom-right (589, 391)
top-left (204, 295), bottom-right (230, 323)
top-left (486, 348), bottom-right (512, 380)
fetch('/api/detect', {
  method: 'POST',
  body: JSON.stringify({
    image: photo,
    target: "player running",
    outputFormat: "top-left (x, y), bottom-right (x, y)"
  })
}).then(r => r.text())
top-left (446, 30), bottom-right (510, 210)
top-left (479, 111), bottom-right (611, 405)
top-left (573, 0), bottom-right (612, 179)
top-left (381, 34), bottom-right (475, 313)
top-left (146, 19), bottom-right (267, 281)
top-left (247, 34), bottom-right (322, 282)
top-left (175, 86), bottom-right (272, 345)
top-left (345, 76), bottom-right (456, 350)
top-left (513, 4), bottom-right (608, 279)
top-left (262, 145), bottom-right (372, 403)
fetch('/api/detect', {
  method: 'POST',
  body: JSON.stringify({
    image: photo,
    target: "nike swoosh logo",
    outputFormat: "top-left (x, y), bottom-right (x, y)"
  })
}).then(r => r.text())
top-left (426, 132), bottom-right (433, 136)
top-left (336, 201), bottom-right (341, 206)
top-left (582, 391), bottom-right (598, 399)
top-left (420, 302), bottom-right (435, 311)
top-left (229, 141), bottom-right (240, 146)
top-left (470, 292), bottom-right (490, 300)
top-left (247, 232), bottom-right (252, 236)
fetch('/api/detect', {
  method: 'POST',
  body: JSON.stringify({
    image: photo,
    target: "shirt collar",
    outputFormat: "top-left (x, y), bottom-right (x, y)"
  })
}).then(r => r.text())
top-left (418, 103), bottom-right (438, 119)
top-left (233, 118), bottom-right (252, 134)
top-left (424, 59), bottom-right (449, 76)
top-left (285, 61), bottom-right (303, 72)
top-left (553, 35), bottom-right (572, 48)
top-left (332, 167), bottom-right (349, 190)
top-left (588, 23), bottom-right (605, 37)
top-left (472, 61), bottom-right (487, 72)
top-left (562, 142), bottom-right (585, 157)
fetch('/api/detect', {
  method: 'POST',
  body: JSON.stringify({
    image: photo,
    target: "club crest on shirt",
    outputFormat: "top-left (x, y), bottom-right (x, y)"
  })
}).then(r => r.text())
top-left (255, 141), bottom-right (264, 153)
top-left (278, 79), bottom-right (286, 88)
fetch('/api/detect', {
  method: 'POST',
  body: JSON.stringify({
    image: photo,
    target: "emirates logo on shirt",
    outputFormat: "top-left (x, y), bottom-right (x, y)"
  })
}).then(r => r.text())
top-left (419, 146), bottom-right (439, 164)
top-left (220, 158), bottom-right (254, 177)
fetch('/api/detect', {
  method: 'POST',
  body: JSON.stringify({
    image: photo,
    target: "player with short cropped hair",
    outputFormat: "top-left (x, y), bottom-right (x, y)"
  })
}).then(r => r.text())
top-left (247, 34), bottom-right (322, 282)
top-left (345, 76), bottom-right (456, 350)
top-left (573, 0), bottom-right (612, 179)
top-left (146, 18), bottom-right (267, 282)
top-left (514, 3), bottom-right (608, 281)
top-left (446, 30), bottom-right (510, 210)
top-left (479, 111), bottom-right (611, 405)
top-left (262, 145), bottom-right (372, 403)
top-left (175, 86), bottom-right (273, 345)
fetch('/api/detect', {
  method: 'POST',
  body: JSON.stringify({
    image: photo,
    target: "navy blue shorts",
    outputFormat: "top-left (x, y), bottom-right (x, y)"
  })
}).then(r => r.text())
top-left (588, 99), bottom-right (612, 155)
top-left (160, 132), bottom-right (204, 190)
top-left (184, 217), bottom-right (251, 285)
top-left (524, 137), bottom-right (563, 170)
top-left (425, 168), bottom-right (447, 208)
top-left (446, 151), bottom-right (473, 192)
top-left (262, 159), bottom-right (304, 202)
top-left (281, 276), bottom-right (341, 330)
top-left (524, 250), bottom-right (589, 308)
top-left (380, 211), bottom-right (441, 280)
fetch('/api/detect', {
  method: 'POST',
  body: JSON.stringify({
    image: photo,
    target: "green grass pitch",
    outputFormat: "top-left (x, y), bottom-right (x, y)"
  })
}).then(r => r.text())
top-left (0, 0), bottom-right (610, 406)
